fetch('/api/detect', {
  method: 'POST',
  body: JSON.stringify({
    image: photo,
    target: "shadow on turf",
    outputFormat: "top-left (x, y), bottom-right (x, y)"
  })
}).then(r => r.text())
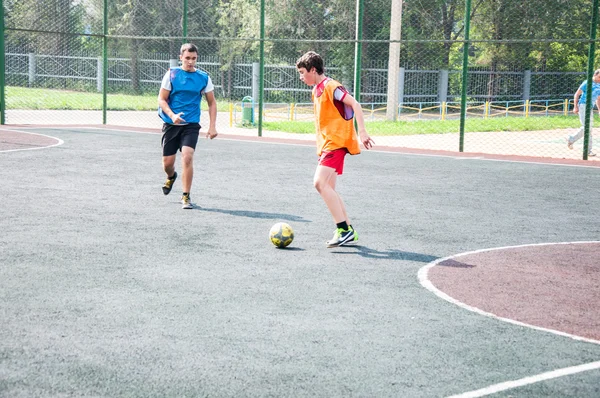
top-left (274, 247), bottom-right (305, 251)
top-left (437, 259), bottom-right (475, 268)
top-left (197, 206), bottom-right (310, 222)
top-left (331, 245), bottom-right (439, 262)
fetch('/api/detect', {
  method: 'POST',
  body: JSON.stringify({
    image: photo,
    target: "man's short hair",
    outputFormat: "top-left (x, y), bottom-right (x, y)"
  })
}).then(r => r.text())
top-left (296, 51), bottom-right (324, 75)
top-left (180, 43), bottom-right (198, 55)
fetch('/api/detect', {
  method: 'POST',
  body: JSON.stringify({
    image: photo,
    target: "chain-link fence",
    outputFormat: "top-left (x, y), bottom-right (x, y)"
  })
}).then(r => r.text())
top-left (2, 0), bottom-right (599, 160)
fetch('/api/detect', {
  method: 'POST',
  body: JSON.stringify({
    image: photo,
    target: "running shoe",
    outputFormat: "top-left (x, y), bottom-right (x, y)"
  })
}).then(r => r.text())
top-left (326, 227), bottom-right (355, 248)
top-left (162, 171), bottom-right (177, 195)
top-left (181, 193), bottom-right (193, 209)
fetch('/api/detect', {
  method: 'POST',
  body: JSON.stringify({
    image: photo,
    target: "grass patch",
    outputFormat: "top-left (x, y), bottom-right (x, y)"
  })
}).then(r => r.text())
top-left (4, 85), bottom-right (590, 135)
top-left (262, 121), bottom-right (315, 134)
top-left (264, 115), bottom-right (588, 135)
top-left (5, 86), bottom-right (230, 111)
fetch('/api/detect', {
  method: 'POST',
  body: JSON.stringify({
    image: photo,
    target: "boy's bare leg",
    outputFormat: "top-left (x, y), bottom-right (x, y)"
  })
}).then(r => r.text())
top-left (181, 146), bottom-right (195, 193)
top-left (335, 190), bottom-right (350, 226)
top-left (314, 165), bottom-right (350, 225)
top-left (162, 155), bottom-right (176, 177)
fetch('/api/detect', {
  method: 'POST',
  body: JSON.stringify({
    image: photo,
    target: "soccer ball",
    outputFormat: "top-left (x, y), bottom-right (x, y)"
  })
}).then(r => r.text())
top-left (269, 222), bottom-right (294, 248)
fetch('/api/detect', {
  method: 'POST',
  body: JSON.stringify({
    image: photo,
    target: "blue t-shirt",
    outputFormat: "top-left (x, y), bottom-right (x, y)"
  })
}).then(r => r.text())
top-left (158, 67), bottom-right (210, 124)
top-left (577, 80), bottom-right (600, 106)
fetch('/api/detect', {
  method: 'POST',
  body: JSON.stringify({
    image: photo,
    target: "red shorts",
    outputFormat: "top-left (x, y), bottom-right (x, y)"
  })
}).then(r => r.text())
top-left (318, 148), bottom-right (348, 175)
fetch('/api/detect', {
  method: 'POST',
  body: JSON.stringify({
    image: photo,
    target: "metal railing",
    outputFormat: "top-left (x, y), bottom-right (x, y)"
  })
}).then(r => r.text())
top-left (4, 49), bottom-right (589, 105)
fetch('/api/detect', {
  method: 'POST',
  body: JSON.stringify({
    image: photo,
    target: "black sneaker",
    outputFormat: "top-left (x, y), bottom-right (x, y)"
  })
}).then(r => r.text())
top-left (326, 227), bottom-right (355, 248)
top-left (162, 171), bottom-right (177, 195)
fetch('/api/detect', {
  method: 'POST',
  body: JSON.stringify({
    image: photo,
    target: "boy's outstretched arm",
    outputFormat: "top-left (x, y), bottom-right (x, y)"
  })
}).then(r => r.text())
top-left (343, 94), bottom-right (375, 149)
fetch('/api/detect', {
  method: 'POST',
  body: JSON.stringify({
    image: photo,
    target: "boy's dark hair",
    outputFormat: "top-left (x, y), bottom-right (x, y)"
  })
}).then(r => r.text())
top-left (180, 43), bottom-right (198, 55)
top-left (296, 51), bottom-right (324, 74)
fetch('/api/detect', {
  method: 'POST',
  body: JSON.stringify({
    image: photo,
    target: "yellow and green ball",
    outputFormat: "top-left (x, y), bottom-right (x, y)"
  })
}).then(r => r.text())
top-left (269, 222), bottom-right (294, 248)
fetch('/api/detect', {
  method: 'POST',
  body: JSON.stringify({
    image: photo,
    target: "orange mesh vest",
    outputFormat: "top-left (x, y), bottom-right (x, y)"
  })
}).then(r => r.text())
top-left (313, 79), bottom-right (361, 156)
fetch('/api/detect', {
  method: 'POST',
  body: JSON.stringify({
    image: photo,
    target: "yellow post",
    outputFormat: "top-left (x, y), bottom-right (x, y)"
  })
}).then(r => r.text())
top-left (441, 101), bottom-right (446, 121)
top-left (484, 101), bottom-right (489, 119)
top-left (525, 100), bottom-right (530, 118)
top-left (290, 103), bottom-right (295, 121)
top-left (229, 103), bottom-right (233, 127)
top-left (564, 98), bottom-right (568, 116)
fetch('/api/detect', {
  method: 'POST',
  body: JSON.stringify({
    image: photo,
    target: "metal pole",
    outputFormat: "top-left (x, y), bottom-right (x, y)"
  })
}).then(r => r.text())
top-left (102, 0), bottom-right (108, 124)
top-left (0, 0), bottom-right (5, 125)
top-left (386, 0), bottom-right (402, 121)
top-left (459, 0), bottom-right (472, 152)
top-left (583, 0), bottom-right (599, 160)
top-left (252, 62), bottom-right (259, 102)
top-left (354, 0), bottom-right (364, 101)
top-left (257, 0), bottom-right (265, 137)
top-left (183, 0), bottom-right (188, 42)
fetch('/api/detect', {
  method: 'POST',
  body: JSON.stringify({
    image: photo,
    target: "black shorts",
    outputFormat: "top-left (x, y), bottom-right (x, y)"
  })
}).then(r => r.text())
top-left (161, 123), bottom-right (200, 156)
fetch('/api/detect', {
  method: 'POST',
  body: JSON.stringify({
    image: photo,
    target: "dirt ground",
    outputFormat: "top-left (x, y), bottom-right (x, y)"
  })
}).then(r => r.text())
top-left (428, 242), bottom-right (600, 342)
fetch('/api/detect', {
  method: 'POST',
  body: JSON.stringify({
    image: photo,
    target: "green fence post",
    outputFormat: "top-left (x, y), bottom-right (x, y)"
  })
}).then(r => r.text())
top-left (458, 0), bottom-right (472, 152)
top-left (183, 0), bottom-right (188, 42)
top-left (1, 0), bottom-right (5, 125)
top-left (583, 0), bottom-right (599, 160)
top-left (102, 0), bottom-right (108, 125)
top-left (354, 0), bottom-right (364, 102)
top-left (257, 0), bottom-right (265, 137)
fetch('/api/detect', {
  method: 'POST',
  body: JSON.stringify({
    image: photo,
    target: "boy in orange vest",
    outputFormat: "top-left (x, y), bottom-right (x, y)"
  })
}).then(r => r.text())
top-left (296, 51), bottom-right (375, 248)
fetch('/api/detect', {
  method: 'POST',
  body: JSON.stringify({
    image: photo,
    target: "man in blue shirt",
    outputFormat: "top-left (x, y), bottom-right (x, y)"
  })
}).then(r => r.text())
top-left (158, 43), bottom-right (218, 209)
top-left (567, 69), bottom-right (600, 157)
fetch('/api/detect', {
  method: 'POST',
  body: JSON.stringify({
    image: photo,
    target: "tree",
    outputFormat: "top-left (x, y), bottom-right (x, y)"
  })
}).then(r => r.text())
top-left (215, 0), bottom-right (261, 97)
top-left (471, 0), bottom-right (590, 99)
top-left (5, 0), bottom-right (85, 54)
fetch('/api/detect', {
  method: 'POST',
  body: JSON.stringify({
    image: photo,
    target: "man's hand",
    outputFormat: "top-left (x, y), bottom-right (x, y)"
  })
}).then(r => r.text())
top-left (172, 112), bottom-right (185, 124)
top-left (206, 128), bottom-right (218, 140)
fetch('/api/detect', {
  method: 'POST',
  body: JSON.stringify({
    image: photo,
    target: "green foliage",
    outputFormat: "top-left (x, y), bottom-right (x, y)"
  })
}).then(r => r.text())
top-left (217, 0), bottom-right (261, 70)
top-left (5, 0), bottom-right (87, 52)
top-left (4, 0), bottom-right (597, 72)
top-left (3, 0), bottom-right (599, 101)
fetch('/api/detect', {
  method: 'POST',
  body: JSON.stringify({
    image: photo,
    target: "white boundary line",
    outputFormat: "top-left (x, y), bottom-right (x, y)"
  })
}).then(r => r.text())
top-left (5, 126), bottom-right (600, 169)
top-left (0, 128), bottom-right (64, 153)
top-left (21, 126), bottom-right (160, 136)
top-left (418, 241), bottom-right (600, 397)
top-left (446, 360), bottom-right (600, 398)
